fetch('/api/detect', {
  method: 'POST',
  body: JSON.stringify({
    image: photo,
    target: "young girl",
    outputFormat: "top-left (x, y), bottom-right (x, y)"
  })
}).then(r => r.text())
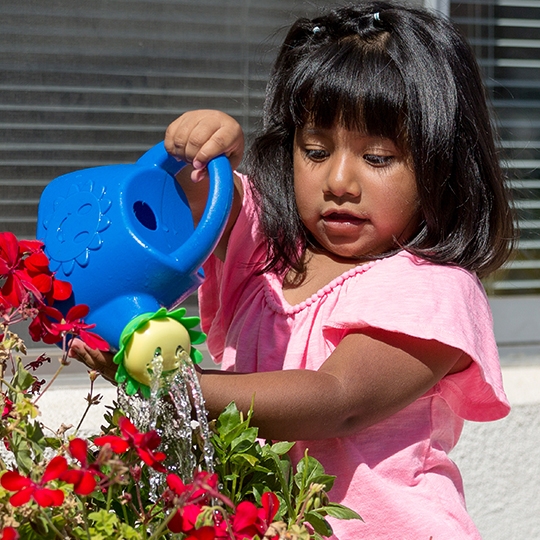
top-left (77, 2), bottom-right (515, 538)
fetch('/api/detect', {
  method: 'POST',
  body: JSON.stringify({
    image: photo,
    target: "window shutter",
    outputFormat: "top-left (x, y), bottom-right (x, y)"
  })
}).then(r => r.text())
top-left (451, 0), bottom-right (540, 295)
top-left (0, 0), bottom-right (325, 239)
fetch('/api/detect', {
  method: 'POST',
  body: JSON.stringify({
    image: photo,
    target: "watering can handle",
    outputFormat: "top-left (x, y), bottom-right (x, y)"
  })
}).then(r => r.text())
top-left (136, 142), bottom-right (234, 275)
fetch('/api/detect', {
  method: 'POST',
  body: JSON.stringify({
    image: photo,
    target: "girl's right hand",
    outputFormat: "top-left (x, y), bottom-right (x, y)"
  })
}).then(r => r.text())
top-left (165, 110), bottom-right (244, 183)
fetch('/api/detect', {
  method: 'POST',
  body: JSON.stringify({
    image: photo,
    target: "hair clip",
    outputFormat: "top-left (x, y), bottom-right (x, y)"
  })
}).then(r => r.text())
top-left (312, 26), bottom-right (322, 34)
top-left (373, 12), bottom-right (381, 23)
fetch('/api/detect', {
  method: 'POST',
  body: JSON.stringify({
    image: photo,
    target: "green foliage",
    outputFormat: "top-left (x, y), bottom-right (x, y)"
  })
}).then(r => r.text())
top-left (1, 351), bottom-right (361, 539)
top-left (209, 402), bottom-right (362, 536)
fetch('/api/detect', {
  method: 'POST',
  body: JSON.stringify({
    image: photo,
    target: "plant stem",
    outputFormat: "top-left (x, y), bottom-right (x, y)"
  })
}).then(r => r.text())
top-left (79, 498), bottom-right (92, 540)
top-left (75, 377), bottom-right (96, 433)
top-left (147, 508), bottom-right (177, 540)
top-left (39, 507), bottom-right (66, 539)
top-left (33, 362), bottom-right (65, 404)
top-left (106, 484), bottom-right (113, 512)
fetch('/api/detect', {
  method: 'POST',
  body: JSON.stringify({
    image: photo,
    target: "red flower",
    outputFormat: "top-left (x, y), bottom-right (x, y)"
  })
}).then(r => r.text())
top-left (32, 304), bottom-right (109, 350)
top-left (0, 232), bottom-right (41, 308)
top-left (230, 492), bottom-right (280, 540)
top-left (1, 393), bottom-right (13, 419)
top-left (52, 304), bottom-right (109, 350)
top-left (60, 438), bottom-right (98, 496)
top-left (166, 472), bottom-right (223, 535)
top-left (1, 455), bottom-right (67, 507)
top-left (168, 503), bottom-right (205, 535)
top-left (0, 231), bottom-right (71, 316)
top-left (0, 527), bottom-right (19, 540)
top-left (94, 416), bottom-right (167, 472)
top-left (28, 305), bottom-right (61, 344)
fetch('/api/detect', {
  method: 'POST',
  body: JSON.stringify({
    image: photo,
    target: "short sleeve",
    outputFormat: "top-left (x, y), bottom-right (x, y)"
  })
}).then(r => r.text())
top-left (322, 253), bottom-right (510, 422)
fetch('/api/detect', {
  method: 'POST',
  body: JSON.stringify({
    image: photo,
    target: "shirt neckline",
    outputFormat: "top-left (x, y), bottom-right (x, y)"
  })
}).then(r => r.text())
top-left (263, 258), bottom-right (382, 315)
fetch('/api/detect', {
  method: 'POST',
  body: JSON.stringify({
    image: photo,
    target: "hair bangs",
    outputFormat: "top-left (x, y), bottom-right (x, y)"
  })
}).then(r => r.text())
top-left (290, 37), bottom-right (408, 146)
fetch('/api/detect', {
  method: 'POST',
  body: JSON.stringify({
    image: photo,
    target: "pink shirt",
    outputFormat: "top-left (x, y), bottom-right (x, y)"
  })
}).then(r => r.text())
top-left (199, 177), bottom-right (510, 539)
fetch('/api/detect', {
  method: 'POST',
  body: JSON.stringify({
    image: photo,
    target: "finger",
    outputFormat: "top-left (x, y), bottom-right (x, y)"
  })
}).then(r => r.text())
top-left (183, 122), bottom-right (231, 166)
top-left (191, 168), bottom-right (209, 184)
top-left (164, 118), bottom-right (194, 161)
top-left (165, 111), bottom-right (223, 163)
top-left (193, 127), bottom-right (244, 171)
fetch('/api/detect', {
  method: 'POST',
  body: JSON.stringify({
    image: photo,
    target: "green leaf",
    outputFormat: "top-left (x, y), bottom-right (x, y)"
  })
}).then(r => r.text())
top-left (118, 523), bottom-right (143, 539)
top-left (12, 359), bottom-right (36, 391)
top-left (294, 455), bottom-right (325, 490)
top-left (320, 502), bottom-right (363, 521)
top-left (304, 510), bottom-right (334, 537)
top-left (231, 427), bottom-right (258, 449)
top-left (216, 401), bottom-right (243, 435)
top-left (17, 518), bottom-right (58, 540)
top-left (270, 441), bottom-right (296, 455)
top-left (230, 452), bottom-right (260, 467)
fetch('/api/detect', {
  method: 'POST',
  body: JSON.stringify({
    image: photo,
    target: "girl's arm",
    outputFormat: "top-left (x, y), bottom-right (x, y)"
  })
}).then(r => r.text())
top-left (72, 327), bottom-right (470, 441)
top-left (164, 110), bottom-right (245, 260)
top-left (198, 329), bottom-right (471, 441)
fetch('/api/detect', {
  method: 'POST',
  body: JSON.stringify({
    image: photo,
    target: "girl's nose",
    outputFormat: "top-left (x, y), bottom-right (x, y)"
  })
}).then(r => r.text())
top-left (324, 154), bottom-right (361, 199)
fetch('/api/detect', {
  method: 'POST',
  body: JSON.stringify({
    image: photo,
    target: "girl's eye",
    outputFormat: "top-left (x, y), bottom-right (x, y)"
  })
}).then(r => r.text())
top-left (364, 154), bottom-right (393, 166)
top-left (304, 148), bottom-right (328, 161)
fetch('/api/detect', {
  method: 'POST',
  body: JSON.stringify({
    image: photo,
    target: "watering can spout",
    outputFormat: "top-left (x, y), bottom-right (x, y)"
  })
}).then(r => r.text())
top-left (37, 142), bottom-right (234, 348)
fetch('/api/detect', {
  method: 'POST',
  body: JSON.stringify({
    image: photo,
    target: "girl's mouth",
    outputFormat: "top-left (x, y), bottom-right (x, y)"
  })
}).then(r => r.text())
top-left (322, 212), bottom-right (366, 225)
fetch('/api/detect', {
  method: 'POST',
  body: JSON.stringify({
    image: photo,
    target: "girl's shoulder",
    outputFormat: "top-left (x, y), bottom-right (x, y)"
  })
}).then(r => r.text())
top-left (327, 251), bottom-right (509, 422)
top-left (346, 250), bottom-right (485, 302)
top-left (328, 251), bottom-right (494, 370)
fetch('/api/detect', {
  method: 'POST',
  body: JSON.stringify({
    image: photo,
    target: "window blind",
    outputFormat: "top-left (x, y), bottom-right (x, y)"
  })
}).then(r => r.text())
top-left (0, 0), bottom-right (326, 238)
top-left (451, 0), bottom-right (540, 295)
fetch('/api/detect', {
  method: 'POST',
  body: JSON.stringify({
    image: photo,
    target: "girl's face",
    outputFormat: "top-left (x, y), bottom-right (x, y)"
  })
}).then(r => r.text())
top-left (293, 124), bottom-right (421, 261)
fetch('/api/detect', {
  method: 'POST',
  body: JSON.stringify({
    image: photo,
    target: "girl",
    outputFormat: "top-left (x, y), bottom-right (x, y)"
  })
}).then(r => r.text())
top-left (77, 2), bottom-right (515, 538)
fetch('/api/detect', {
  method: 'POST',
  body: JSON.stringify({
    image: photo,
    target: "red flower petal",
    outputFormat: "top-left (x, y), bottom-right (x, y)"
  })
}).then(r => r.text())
top-left (182, 504), bottom-right (204, 530)
top-left (188, 527), bottom-right (217, 540)
top-left (232, 501), bottom-right (258, 531)
top-left (0, 232), bottom-right (19, 265)
top-left (0, 259), bottom-right (10, 275)
top-left (66, 303), bottom-right (90, 321)
top-left (31, 273), bottom-right (53, 294)
top-left (73, 471), bottom-right (97, 496)
top-left (1, 274), bottom-right (26, 307)
top-left (60, 469), bottom-right (83, 485)
top-left (42, 455), bottom-right (68, 483)
top-left (79, 329), bottom-right (110, 351)
top-left (9, 486), bottom-right (34, 507)
top-left (260, 491), bottom-right (279, 524)
top-left (93, 435), bottom-right (130, 453)
top-left (24, 252), bottom-right (51, 273)
top-left (167, 509), bottom-right (184, 534)
top-left (68, 438), bottom-right (89, 465)
top-left (118, 416), bottom-right (138, 438)
top-left (1, 471), bottom-right (32, 491)
top-left (33, 487), bottom-right (65, 507)
top-left (167, 473), bottom-right (187, 495)
top-left (1, 526), bottom-right (20, 540)
top-left (18, 239), bottom-right (44, 254)
top-left (51, 278), bottom-right (72, 301)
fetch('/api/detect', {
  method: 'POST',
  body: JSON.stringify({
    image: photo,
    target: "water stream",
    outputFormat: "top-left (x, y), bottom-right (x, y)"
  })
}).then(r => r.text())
top-left (117, 349), bottom-right (214, 483)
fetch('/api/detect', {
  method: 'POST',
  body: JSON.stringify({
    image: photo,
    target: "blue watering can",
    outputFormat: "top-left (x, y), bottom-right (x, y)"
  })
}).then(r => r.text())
top-left (36, 142), bottom-right (233, 349)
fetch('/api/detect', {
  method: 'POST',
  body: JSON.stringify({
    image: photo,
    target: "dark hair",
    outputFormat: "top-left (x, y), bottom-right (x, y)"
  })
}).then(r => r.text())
top-left (245, 1), bottom-right (515, 279)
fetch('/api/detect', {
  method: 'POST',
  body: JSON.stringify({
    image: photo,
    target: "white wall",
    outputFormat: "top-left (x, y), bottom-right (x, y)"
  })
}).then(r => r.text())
top-left (451, 365), bottom-right (540, 540)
